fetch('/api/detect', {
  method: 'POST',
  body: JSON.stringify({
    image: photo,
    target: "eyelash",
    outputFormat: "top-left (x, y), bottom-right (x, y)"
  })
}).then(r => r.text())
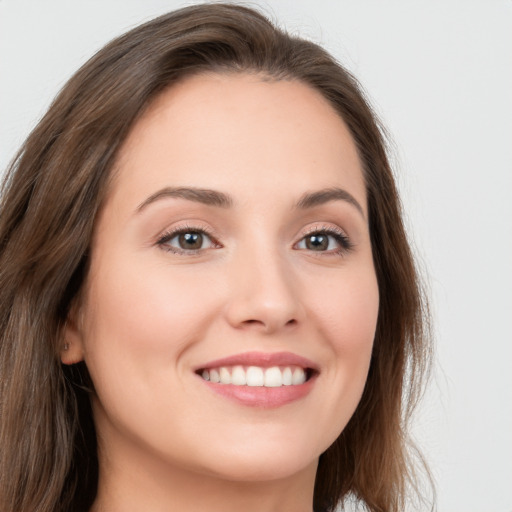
top-left (299, 225), bottom-right (353, 255)
top-left (156, 224), bottom-right (219, 255)
top-left (156, 224), bottom-right (353, 256)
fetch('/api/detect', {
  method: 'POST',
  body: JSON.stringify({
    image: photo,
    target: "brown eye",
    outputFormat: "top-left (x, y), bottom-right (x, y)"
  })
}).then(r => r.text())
top-left (304, 234), bottom-right (329, 251)
top-left (296, 229), bottom-right (352, 255)
top-left (158, 228), bottom-right (216, 254)
top-left (178, 232), bottom-right (203, 250)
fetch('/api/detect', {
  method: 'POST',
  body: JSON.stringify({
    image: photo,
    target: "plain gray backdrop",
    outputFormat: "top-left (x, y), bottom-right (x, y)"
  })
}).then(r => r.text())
top-left (1, 1), bottom-right (511, 511)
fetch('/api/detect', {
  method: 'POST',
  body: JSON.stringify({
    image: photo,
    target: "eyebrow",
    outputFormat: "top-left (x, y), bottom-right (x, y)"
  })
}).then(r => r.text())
top-left (295, 187), bottom-right (365, 218)
top-left (136, 187), bottom-right (233, 211)
top-left (136, 185), bottom-right (364, 218)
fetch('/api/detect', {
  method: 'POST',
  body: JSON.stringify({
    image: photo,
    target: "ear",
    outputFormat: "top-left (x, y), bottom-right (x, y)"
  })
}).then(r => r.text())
top-left (61, 304), bottom-right (86, 365)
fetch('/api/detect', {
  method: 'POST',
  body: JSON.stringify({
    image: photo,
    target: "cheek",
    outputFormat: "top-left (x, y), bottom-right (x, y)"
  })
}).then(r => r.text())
top-left (310, 267), bottom-right (379, 355)
top-left (84, 256), bottom-right (217, 357)
top-left (305, 266), bottom-right (379, 420)
top-left (78, 255), bottom-right (220, 429)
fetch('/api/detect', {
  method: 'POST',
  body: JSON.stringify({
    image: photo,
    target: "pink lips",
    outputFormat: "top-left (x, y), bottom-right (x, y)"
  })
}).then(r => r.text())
top-left (195, 351), bottom-right (319, 372)
top-left (195, 351), bottom-right (319, 408)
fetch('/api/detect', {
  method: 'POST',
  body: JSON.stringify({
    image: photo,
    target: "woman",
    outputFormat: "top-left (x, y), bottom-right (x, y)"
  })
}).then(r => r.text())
top-left (0, 4), bottom-right (432, 512)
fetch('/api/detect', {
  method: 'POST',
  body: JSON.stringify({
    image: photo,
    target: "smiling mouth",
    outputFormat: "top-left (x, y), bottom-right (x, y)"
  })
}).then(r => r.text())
top-left (196, 365), bottom-right (316, 387)
top-left (195, 352), bottom-right (319, 407)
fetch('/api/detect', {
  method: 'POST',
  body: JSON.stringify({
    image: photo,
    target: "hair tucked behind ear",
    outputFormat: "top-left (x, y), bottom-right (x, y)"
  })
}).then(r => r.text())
top-left (0, 4), bottom-right (432, 511)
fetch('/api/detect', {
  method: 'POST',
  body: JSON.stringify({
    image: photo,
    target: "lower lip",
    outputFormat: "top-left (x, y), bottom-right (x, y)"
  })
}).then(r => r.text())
top-left (197, 374), bottom-right (317, 408)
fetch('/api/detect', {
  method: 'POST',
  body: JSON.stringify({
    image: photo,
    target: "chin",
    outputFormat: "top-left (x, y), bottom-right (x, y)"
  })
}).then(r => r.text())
top-left (200, 450), bottom-right (319, 483)
top-left (185, 428), bottom-right (327, 483)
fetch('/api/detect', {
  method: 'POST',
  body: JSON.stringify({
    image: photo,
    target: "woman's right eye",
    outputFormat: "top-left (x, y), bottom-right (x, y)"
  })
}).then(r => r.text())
top-left (157, 228), bottom-right (217, 254)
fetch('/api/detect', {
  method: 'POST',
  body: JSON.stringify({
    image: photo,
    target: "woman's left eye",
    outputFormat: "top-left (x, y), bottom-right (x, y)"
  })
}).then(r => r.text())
top-left (157, 228), bottom-right (217, 254)
top-left (295, 229), bottom-right (352, 254)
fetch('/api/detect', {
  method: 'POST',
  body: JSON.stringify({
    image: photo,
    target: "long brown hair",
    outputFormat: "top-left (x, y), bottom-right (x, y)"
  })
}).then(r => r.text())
top-left (0, 4), bottom-right (432, 511)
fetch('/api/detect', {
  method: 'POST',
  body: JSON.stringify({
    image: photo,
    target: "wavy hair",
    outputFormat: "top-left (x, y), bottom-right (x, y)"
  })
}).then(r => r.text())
top-left (0, 4), bottom-right (432, 511)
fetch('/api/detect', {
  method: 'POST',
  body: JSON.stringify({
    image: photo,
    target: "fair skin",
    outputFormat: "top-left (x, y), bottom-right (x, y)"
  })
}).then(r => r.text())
top-left (63, 73), bottom-right (379, 512)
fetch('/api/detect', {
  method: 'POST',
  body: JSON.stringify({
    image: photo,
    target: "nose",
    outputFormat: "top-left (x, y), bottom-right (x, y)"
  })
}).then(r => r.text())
top-left (223, 244), bottom-right (302, 335)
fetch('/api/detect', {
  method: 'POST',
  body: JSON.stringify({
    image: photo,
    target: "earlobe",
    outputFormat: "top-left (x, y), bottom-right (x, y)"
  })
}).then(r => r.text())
top-left (60, 340), bottom-right (84, 365)
top-left (61, 309), bottom-right (85, 365)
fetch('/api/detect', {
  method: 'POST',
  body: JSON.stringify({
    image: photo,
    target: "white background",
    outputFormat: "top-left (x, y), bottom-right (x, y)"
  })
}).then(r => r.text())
top-left (1, 1), bottom-right (511, 511)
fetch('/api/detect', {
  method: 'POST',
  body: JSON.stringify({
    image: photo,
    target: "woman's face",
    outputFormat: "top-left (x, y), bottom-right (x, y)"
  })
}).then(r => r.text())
top-left (65, 73), bottom-right (379, 482)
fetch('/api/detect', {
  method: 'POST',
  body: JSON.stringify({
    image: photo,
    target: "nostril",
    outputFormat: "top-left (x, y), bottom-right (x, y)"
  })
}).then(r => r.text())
top-left (239, 317), bottom-right (298, 333)
top-left (239, 319), bottom-right (267, 329)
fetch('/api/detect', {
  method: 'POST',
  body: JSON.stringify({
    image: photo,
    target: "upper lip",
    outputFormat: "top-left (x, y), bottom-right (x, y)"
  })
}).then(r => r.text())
top-left (195, 351), bottom-right (319, 372)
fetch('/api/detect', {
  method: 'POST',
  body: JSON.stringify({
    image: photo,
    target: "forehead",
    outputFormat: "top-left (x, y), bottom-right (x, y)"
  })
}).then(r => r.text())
top-left (110, 72), bottom-right (366, 214)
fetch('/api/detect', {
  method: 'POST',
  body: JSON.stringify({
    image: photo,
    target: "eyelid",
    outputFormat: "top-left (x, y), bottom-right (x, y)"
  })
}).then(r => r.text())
top-left (294, 224), bottom-right (353, 255)
top-left (156, 223), bottom-right (221, 255)
top-left (154, 221), bottom-right (353, 257)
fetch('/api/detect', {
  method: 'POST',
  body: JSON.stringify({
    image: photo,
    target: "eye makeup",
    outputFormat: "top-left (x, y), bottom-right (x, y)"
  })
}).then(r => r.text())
top-left (156, 223), bottom-right (221, 255)
top-left (295, 225), bottom-right (353, 256)
top-left (155, 221), bottom-right (353, 258)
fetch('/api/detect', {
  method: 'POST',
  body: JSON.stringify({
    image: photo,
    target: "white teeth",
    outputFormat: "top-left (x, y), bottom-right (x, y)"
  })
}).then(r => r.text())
top-left (219, 367), bottom-right (231, 384)
top-left (200, 365), bottom-right (309, 387)
top-left (292, 367), bottom-right (306, 385)
top-left (264, 366), bottom-right (282, 387)
top-left (246, 366), bottom-right (264, 386)
top-left (231, 365), bottom-right (246, 385)
top-left (282, 367), bottom-right (292, 386)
